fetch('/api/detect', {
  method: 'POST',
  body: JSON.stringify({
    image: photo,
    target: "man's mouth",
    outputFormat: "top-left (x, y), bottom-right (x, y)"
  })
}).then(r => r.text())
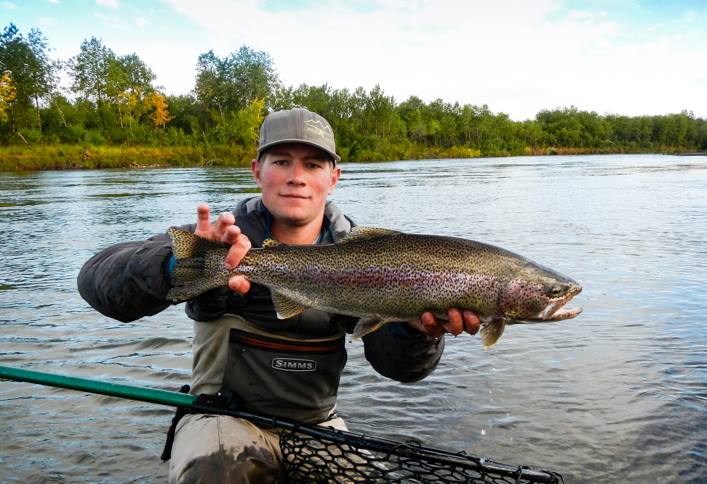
top-left (280, 194), bottom-right (310, 199)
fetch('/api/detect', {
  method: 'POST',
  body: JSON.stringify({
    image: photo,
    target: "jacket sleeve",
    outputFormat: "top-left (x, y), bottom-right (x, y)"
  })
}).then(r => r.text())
top-left (77, 231), bottom-right (177, 323)
top-left (361, 322), bottom-right (445, 383)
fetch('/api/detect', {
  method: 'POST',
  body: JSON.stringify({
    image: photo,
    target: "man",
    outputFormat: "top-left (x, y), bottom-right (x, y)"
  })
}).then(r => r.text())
top-left (78, 107), bottom-right (480, 483)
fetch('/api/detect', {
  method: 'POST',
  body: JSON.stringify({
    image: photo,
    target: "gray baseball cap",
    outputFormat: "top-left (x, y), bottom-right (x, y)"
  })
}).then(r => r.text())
top-left (257, 108), bottom-right (340, 163)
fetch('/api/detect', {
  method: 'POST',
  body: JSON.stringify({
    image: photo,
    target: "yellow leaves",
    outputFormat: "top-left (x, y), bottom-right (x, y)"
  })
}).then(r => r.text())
top-left (128, 86), bottom-right (142, 112)
top-left (145, 91), bottom-right (173, 128)
top-left (440, 146), bottom-right (482, 159)
top-left (0, 71), bottom-right (17, 124)
top-left (115, 86), bottom-right (173, 129)
top-left (241, 98), bottom-right (265, 147)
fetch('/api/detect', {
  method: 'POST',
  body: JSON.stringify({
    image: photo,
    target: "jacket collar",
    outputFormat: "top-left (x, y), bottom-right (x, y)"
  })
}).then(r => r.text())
top-left (233, 196), bottom-right (353, 247)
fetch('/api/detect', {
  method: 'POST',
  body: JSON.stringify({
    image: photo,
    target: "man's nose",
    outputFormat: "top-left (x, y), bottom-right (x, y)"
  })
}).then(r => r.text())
top-left (287, 162), bottom-right (306, 183)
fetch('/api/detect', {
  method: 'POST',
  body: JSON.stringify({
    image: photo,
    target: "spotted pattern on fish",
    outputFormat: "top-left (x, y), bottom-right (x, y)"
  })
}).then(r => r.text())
top-left (167, 227), bottom-right (582, 346)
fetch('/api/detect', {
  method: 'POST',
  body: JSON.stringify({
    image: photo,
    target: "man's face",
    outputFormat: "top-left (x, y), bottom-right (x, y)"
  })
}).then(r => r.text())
top-left (252, 143), bottom-right (341, 227)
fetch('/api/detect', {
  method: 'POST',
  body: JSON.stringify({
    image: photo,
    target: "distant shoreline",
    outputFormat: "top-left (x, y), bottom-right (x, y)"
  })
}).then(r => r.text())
top-left (0, 144), bottom-right (704, 172)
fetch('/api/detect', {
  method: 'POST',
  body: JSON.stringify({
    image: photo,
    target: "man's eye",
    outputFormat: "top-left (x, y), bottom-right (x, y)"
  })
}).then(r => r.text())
top-left (308, 162), bottom-right (324, 169)
top-left (273, 159), bottom-right (288, 166)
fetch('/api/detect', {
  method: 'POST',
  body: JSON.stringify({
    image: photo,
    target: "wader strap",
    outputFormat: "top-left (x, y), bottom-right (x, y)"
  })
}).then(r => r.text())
top-left (229, 329), bottom-right (345, 353)
top-left (161, 384), bottom-right (191, 462)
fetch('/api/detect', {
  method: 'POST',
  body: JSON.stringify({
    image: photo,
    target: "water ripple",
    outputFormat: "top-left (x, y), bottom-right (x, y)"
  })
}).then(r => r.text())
top-left (1, 155), bottom-right (706, 481)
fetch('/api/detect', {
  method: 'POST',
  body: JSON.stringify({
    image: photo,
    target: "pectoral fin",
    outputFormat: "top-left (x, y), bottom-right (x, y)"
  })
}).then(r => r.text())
top-left (479, 318), bottom-right (507, 348)
top-left (271, 292), bottom-right (307, 319)
top-left (352, 318), bottom-right (393, 340)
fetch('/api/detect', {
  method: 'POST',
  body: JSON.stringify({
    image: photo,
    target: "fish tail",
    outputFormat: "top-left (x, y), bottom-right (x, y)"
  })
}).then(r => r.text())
top-left (166, 227), bottom-right (231, 302)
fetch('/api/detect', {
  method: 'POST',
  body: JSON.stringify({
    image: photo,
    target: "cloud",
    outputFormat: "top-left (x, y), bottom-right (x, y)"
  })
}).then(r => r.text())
top-left (96, 0), bottom-right (119, 8)
top-left (39, 16), bottom-right (57, 26)
top-left (162, 0), bottom-right (707, 119)
top-left (1, 1), bottom-right (17, 9)
top-left (679, 10), bottom-right (696, 23)
top-left (46, 0), bottom-right (60, 4)
top-left (567, 9), bottom-right (608, 21)
top-left (94, 12), bottom-right (123, 29)
top-left (136, 17), bottom-right (147, 28)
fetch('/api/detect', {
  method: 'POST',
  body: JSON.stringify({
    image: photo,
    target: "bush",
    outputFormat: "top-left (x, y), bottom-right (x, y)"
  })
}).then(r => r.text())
top-left (440, 146), bottom-right (482, 159)
top-left (61, 125), bottom-right (87, 144)
top-left (17, 128), bottom-right (42, 145)
top-left (86, 130), bottom-right (105, 145)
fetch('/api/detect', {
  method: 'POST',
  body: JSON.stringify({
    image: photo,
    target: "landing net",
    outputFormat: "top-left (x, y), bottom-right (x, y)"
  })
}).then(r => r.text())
top-left (279, 427), bottom-right (563, 484)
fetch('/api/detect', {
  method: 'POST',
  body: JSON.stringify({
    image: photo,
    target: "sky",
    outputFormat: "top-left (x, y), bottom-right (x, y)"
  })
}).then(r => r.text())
top-left (3, 0), bottom-right (707, 121)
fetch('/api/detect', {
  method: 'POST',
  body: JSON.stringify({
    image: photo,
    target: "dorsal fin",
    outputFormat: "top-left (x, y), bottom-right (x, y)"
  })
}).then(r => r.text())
top-left (271, 291), bottom-right (307, 319)
top-left (338, 226), bottom-right (399, 244)
top-left (262, 238), bottom-right (280, 248)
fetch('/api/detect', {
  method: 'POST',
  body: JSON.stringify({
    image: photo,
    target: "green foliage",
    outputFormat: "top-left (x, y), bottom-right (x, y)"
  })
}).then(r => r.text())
top-left (1, 22), bottom-right (706, 172)
top-left (0, 23), bottom-right (55, 132)
top-left (194, 47), bottom-right (279, 120)
top-left (69, 37), bottom-right (113, 105)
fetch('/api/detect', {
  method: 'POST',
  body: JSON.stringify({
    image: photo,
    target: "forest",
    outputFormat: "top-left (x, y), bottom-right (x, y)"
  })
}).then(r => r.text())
top-left (1, 23), bottom-right (705, 171)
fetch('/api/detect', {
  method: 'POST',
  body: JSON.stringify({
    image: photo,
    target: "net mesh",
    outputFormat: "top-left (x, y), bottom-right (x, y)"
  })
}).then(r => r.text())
top-left (280, 429), bottom-right (563, 484)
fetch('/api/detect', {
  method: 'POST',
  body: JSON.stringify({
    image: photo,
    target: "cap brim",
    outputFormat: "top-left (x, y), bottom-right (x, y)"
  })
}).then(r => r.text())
top-left (257, 139), bottom-right (341, 163)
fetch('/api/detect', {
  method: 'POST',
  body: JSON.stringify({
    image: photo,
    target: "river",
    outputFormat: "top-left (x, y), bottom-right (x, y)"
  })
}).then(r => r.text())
top-left (0, 154), bottom-right (705, 483)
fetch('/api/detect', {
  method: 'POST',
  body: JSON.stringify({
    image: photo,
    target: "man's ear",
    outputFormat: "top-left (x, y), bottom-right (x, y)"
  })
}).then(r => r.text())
top-left (251, 158), bottom-right (262, 186)
top-left (329, 165), bottom-right (341, 194)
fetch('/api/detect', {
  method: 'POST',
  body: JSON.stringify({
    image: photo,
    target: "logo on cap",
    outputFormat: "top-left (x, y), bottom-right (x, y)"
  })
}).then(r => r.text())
top-left (304, 119), bottom-right (333, 141)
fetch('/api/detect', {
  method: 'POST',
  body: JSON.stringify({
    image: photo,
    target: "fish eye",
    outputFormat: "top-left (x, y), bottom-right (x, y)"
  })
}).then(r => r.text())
top-left (548, 285), bottom-right (563, 297)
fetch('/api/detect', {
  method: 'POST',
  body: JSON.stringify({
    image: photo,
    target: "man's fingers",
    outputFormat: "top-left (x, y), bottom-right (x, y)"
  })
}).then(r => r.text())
top-left (195, 204), bottom-right (211, 235)
top-left (224, 234), bottom-right (251, 270)
top-left (410, 317), bottom-right (445, 338)
top-left (216, 211), bottom-right (236, 239)
top-left (420, 311), bottom-right (436, 329)
top-left (228, 276), bottom-right (251, 295)
top-left (417, 309), bottom-right (480, 338)
top-left (443, 308), bottom-right (463, 336)
top-left (462, 310), bottom-right (481, 335)
top-left (221, 223), bottom-right (242, 244)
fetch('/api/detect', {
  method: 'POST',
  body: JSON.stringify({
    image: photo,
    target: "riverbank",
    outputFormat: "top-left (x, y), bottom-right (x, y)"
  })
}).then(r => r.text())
top-left (0, 145), bottom-right (257, 171)
top-left (0, 144), bottom-right (703, 171)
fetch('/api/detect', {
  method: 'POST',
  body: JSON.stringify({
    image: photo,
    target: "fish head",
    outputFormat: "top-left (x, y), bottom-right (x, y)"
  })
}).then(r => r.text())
top-left (499, 263), bottom-right (582, 322)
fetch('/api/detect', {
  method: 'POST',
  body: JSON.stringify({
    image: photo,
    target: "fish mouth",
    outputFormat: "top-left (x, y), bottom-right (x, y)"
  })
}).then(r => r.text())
top-left (537, 285), bottom-right (583, 321)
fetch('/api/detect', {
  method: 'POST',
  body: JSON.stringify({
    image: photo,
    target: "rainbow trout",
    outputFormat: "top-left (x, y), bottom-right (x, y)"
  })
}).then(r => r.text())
top-left (167, 227), bottom-right (582, 347)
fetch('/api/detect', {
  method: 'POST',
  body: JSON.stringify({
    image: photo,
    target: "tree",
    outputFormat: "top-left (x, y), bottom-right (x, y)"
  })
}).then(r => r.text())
top-left (0, 70), bottom-right (16, 123)
top-left (0, 23), bottom-right (55, 131)
top-left (70, 37), bottom-right (157, 134)
top-left (193, 50), bottom-right (228, 122)
top-left (398, 96), bottom-right (427, 143)
top-left (165, 94), bottom-right (200, 136)
top-left (146, 91), bottom-right (173, 128)
top-left (364, 85), bottom-right (397, 138)
top-left (194, 46), bottom-right (279, 123)
top-left (227, 46), bottom-right (279, 108)
top-left (69, 37), bottom-right (114, 128)
top-left (111, 54), bottom-right (156, 128)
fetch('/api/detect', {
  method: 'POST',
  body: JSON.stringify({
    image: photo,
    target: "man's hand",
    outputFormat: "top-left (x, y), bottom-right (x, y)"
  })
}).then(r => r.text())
top-left (408, 309), bottom-right (481, 338)
top-left (194, 203), bottom-right (251, 295)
